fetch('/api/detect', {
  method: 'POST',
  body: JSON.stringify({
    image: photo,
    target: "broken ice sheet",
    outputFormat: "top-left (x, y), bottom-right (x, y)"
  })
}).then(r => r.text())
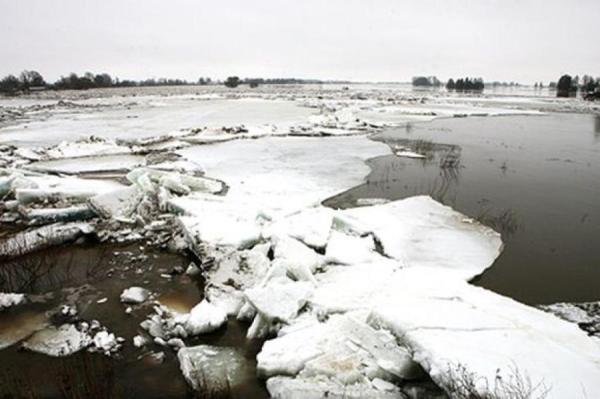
top-left (177, 345), bottom-right (254, 394)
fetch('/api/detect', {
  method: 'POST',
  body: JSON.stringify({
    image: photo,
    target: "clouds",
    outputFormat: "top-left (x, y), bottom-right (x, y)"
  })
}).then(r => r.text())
top-left (1, 0), bottom-right (598, 83)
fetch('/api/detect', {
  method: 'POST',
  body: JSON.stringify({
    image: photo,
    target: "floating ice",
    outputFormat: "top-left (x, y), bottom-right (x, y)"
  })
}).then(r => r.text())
top-left (183, 300), bottom-right (228, 335)
top-left (22, 324), bottom-right (91, 357)
top-left (120, 287), bottom-right (151, 304)
top-left (0, 293), bottom-right (26, 310)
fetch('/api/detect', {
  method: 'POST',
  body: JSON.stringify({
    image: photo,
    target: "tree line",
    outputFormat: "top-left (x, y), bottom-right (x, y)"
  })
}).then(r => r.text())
top-left (446, 77), bottom-right (484, 91)
top-left (0, 70), bottom-right (216, 94)
top-left (1, 70), bottom-right (351, 94)
top-left (553, 74), bottom-right (599, 99)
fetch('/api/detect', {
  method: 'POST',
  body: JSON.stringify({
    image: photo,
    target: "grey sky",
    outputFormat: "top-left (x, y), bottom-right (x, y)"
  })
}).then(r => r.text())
top-left (1, 0), bottom-right (599, 83)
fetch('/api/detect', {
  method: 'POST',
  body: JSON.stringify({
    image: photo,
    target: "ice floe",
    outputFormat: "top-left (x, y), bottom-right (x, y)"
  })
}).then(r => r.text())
top-left (0, 293), bottom-right (26, 310)
top-left (22, 324), bottom-right (91, 357)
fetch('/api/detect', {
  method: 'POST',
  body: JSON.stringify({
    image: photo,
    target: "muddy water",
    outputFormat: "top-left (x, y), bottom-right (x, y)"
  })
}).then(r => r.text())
top-left (326, 113), bottom-right (600, 305)
top-left (0, 243), bottom-right (268, 398)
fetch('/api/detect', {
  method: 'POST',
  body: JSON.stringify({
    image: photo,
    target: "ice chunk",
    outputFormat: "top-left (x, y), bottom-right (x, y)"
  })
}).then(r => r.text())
top-left (14, 175), bottom-right (124, 205)
top-left (0, 293), bottom-right (26, 310)
top-left (257, 313), bottom-right (419, 381)
top-left (0, 222), bottom-right (94, 260)
top-left (22, 324), bottom-right (91, 357)
top-left (395, 150), bottom-right (426, 159)
top-left (20, 205), bottom-right (95, 225)
top-left (120, 287), bottom-right (151, 304)
top-left (325, 230), bottom-right (381, 265)
top-left (184, 300), bottom-right (228, 335)
top-left (127, 168), bottom-right (223, 195)
top-left (177, 345), bottom-right (252, 393)
top-left (92, 330), bottom-right (120, 354)
top-left (271, 235), bottom-right (323, 282)
top-left (245, 281), bottom-right (313, 324)
top-left (89, 185), bottom-right (143, 219)
top-left (265, 206), bottom-right (334, 249)
top-left (175, 194), bottom-right (263, 250)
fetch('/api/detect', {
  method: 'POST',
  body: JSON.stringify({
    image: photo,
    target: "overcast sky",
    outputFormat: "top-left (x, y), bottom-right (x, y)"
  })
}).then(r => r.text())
top-left (1, 0), bottom-right (599, 83)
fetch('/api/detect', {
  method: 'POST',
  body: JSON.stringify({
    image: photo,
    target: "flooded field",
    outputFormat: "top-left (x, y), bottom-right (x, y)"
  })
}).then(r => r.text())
top-left (327, 113), bottom-right (600, 304)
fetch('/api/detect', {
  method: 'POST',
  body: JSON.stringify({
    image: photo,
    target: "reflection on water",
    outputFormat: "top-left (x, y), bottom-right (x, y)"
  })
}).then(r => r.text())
top-left (327, 113), bottom-right (600, 304)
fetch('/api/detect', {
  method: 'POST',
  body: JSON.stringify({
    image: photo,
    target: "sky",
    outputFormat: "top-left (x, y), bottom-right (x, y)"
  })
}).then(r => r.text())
top-left (1, 0), bottom-right (599, 84)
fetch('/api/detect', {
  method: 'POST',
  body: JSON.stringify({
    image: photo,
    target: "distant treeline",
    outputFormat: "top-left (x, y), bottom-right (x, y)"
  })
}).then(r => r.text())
top-left (411, 76), bottom-right (485, 91)
top-left (552, 74), bottom-right (599, 100)
top-left (446, 78), bottom-right (484, 91)
top-left (0, 70), bottom-right (213, 93)
top-left (223, 76), bottom-right (350, 88)
top-left (411, 76), bottom-right (442, 87)
top-left (0, 70), bottom-right (350, 94)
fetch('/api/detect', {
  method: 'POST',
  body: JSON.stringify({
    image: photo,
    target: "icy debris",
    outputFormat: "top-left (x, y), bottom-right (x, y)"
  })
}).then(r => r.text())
top-left (183, 300), bottom-right (228, 335)
top-left (394, 148), bottom-right (426, 159)
top-left (89, 185), bottom-right (143, 219)
top-left (177, 345), bottom-right (252, 393)
top-left (91, 330), bottom-right (121, 354)
top-left (0, 222), bottom-right (94, 260)
top-left (140, 300), bottom-right (227, 340)
top-left (325, 230), bottom-right (382, 265)
top-left (334, 196), bottom-right (503, 280)
top-left (0, 293), bottom-right (26, 310)
top-left (120, 286), bottom-right (151, 304)
top-left (20, 205), bottom-right (95, 225)
top-left (266, 375), bottom-right (406, 399)
top-left (22, 324), bottom-right (92, 357)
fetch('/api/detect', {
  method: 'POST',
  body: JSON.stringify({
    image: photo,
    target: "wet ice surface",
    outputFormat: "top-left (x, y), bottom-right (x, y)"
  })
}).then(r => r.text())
top-left (1, 85), bottom-right (600, 398)
top-left (327, 113), bottom-right (600, 304)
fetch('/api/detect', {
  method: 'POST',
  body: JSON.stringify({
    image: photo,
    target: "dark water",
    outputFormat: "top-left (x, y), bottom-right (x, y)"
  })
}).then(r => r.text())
top-left (0, 243), bottom-right (268, 399)
top-left (327, 113), bottom-right (600, 305)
